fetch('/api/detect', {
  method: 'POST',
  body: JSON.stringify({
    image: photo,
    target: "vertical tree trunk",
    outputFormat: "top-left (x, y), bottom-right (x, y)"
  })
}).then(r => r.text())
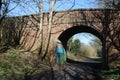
top-left (38, 0), bottom-right (44, 55)
top-left (42, 0), bottom-right (56, 60)
top-left (102, 10), bottom-right (110, 69)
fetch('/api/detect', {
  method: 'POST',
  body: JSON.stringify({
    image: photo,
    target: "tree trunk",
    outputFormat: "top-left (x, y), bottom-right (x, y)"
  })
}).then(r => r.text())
top-left (38, 0), bottom-right (44, 56)
top-left (102, 10), bottom-right (110, 69)
top-left (42, 0), bottom-right (56, 60)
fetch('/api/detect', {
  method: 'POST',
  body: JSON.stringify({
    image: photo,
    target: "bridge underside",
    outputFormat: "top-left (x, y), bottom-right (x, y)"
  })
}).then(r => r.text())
top-left (58, 25), bottom-right (103, 49)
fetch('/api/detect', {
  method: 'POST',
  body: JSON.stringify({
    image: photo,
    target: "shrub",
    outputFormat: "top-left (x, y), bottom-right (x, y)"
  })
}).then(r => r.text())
top-left (0, 49), bottom-right (42, 80)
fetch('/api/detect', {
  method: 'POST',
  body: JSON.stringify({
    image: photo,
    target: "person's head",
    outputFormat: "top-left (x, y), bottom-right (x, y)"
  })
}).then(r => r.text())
top-left (56, 39), bottom-right (63, 47)
top-left (56, 39), bottom-right (62, 44)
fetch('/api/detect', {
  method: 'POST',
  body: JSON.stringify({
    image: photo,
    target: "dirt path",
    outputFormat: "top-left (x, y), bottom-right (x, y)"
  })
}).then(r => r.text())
top-left (32, 62), bottom-right (103, 80)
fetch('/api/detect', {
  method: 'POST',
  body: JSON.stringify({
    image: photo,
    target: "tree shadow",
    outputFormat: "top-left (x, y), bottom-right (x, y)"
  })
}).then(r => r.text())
top-left (31, 61), bottom-right (103, 80)
top-left (0, 45), bottom-right (9, 54)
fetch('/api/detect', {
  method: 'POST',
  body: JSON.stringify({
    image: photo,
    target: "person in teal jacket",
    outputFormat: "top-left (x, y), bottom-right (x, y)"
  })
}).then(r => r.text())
top-left (55, 40), bottom-right (66, 67)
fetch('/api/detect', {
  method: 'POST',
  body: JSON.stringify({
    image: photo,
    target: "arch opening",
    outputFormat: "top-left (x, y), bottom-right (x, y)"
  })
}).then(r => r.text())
top-left (67, 33), bottom-right (102, 62)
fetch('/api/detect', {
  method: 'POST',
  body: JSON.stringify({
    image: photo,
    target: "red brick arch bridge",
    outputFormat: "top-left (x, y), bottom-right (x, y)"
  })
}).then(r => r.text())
top-left (4, 9), bottom-right (120, 69)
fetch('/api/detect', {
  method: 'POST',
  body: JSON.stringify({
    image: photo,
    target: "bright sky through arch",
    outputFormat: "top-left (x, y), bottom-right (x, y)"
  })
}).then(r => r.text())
top-left (73, 33), bottom-right (98, 45)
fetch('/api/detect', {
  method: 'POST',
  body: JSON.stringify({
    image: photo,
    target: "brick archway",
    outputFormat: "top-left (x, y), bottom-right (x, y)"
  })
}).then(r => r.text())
top-left (58, 25), bottom-right (103, 49)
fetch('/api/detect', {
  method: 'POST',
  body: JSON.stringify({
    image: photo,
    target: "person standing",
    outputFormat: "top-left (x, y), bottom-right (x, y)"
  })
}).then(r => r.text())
top-left (55, 40), bottom-right (66, 70)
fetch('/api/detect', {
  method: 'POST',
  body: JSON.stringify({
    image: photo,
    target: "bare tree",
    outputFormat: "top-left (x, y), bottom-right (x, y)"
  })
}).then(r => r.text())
top-left (0, 0), bottom-right (20, 24)
top-left (42, 0), bottom-right (56, 60)
top-left (107, 10), bottom-right (120, 52)
top-left (0, 0), bottom-right (10, 24)
top-left (96, 0), bottom-right (120, 9)
top-left (1, 0), bottom-right (76, 59)
top-left (36, 0), bottom-right (44, 56)
top-left (92, 9), bottom-right (120, 69)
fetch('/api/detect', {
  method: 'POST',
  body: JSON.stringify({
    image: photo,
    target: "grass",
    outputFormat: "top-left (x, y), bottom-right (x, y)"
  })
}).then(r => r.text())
top-left (0, 48), bottom-right (52, 80)
top-left (100, 67), bottom-right (120, 80)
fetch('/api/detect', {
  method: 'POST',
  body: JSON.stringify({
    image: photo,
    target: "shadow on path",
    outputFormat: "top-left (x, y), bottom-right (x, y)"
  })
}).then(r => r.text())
top-left (32, 59), bottom-right (103, 80)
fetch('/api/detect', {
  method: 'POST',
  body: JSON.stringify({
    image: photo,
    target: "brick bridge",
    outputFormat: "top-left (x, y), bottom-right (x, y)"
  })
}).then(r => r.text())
top-left (3, 9), bottom-right (120, 68)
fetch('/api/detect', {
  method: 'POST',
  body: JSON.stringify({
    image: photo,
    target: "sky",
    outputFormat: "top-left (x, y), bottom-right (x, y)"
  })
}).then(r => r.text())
top-left (73, 33), bottom-right (99, 45)
top-left (8, 0), bottom-right (98, 16)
